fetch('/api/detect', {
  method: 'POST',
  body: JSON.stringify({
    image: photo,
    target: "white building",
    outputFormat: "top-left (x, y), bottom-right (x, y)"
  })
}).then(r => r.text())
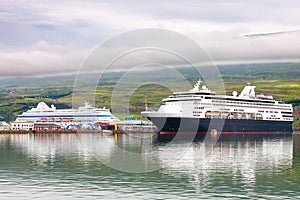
top-left (0, 121), bottom-right (10, 130)
top-left (10, 122), bottom-right (34, 131)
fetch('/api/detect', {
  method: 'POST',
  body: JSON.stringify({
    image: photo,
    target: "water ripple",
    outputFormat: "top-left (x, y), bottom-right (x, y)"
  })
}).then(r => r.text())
top-left (0, 133), bottom-right (299, 199)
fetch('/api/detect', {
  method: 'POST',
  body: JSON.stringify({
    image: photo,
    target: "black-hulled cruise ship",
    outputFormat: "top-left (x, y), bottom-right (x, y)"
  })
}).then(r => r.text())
top-left (142, 80), bottom-right (293, 141)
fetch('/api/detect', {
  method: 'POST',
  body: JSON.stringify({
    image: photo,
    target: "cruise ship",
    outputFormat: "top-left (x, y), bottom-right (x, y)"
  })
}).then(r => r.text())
top-left (142, 80), bottom-right (294, 141)
top-left (15, 102), bottom-right (119, 129)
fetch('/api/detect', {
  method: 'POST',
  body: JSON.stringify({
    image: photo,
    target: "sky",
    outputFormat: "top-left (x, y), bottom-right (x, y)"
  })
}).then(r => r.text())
top-left (1, 0), bottom-right (300, 76)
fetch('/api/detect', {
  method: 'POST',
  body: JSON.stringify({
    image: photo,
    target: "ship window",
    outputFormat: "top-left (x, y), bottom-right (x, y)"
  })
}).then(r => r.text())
top-left (281, 111), bottom-right (292, 114)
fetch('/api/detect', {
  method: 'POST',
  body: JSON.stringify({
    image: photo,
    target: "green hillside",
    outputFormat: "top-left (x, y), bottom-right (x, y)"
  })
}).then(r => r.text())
top-left (0, 62), bottom-right (299, 128)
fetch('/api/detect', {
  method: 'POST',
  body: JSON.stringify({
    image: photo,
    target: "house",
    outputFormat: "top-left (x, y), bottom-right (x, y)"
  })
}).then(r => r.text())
top-left (0, 121), bottom-right (10, 130)
top-left (10, 122), bottom-right (34, 131)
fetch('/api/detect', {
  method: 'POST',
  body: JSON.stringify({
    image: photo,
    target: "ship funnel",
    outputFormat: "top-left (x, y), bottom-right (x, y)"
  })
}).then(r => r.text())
top-left (239, 85), bottom-right (256, 98)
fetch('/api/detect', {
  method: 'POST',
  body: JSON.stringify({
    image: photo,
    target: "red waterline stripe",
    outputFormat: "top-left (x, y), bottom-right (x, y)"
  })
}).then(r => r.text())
top-left (160, 131), bottom-right (291, 135)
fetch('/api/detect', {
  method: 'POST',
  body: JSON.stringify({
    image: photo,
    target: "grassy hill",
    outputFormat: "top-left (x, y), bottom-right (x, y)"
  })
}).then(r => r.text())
top-left (0, 62), bottom-right (299, 127)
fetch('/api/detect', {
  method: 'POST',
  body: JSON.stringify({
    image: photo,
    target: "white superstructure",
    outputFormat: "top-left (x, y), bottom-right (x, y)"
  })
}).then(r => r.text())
top-left (16, 102), bottom-right (119, 129)
top-left (142, 80), bottom-right (294, 122)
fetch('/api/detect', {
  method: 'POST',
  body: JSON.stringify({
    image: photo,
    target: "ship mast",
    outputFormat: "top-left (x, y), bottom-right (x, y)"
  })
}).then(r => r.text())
top-left (190, 79), bottom-right (202, 92)
top-left (145, 99), bottom-right (148, 111)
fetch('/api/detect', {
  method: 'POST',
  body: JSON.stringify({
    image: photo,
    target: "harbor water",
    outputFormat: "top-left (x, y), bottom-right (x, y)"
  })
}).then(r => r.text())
top-left (0, 132), bottom-right (300, 199)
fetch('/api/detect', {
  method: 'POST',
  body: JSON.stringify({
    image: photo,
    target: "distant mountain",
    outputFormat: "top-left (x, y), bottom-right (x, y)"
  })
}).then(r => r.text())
top-left (0, 62), bottom-right (299, 123)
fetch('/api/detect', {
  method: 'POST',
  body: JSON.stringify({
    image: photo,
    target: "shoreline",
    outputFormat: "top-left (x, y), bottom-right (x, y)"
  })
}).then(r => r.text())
top-left (294, 127), bottom-right (300, 131)
top-left (0, 130), bottom-right (96, 134)
top-left (0, 129), bottom-right (299, 134)
top-left (0, 129), bottom-right (128, 135)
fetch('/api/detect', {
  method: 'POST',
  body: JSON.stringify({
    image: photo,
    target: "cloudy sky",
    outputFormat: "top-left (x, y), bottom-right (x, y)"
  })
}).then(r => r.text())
top-left (1, 0), bottom-right (300, 76)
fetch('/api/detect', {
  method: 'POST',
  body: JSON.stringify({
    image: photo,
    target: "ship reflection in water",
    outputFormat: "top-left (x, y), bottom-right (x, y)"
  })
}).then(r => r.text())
top-left (0, 133), bottom-right (299, 199)
top-left (159, 137), bottom-right (293, 186)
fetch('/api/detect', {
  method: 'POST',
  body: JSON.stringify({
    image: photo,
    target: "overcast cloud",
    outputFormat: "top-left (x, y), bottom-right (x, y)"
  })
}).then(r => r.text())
top-left (0, 0), bottom-right (300, 76)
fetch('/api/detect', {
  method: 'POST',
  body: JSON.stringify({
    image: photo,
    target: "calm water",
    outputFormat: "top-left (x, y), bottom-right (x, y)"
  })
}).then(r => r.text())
top-left (0, 132), bottom-right (300, 199)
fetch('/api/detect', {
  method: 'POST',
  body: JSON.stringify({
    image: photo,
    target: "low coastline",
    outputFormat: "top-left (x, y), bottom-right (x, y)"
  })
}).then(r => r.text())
top-left (0, 130), bottom-right (90, 134)
top-left (294, 127), bottom-right (300, 131)
top-left (0, 129), bottom-right (127, 134)
top-left (1, 129), bottom-right (299, 135)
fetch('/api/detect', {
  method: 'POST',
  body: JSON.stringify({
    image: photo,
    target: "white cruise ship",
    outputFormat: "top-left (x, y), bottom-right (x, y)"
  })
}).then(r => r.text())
top-left (142, 80), bottom-right (294, 141)
top-left (15, 102), bottom-right (119, 129)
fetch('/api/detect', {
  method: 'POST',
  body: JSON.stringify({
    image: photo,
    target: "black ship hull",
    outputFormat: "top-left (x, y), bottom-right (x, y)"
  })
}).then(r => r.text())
top-left (147, 117), bottom-right (293, 142)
